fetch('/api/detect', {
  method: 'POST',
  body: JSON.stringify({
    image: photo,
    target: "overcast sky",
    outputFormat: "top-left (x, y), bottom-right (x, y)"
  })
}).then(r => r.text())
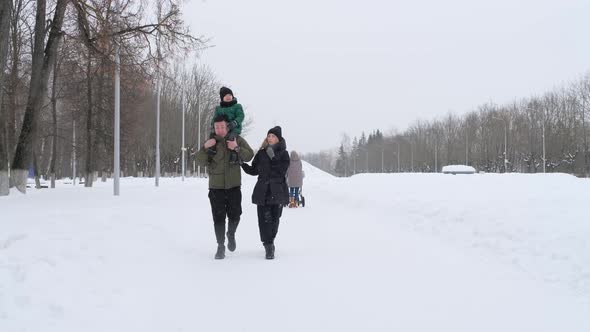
top-left (183, 0), bottom-right (590, 153)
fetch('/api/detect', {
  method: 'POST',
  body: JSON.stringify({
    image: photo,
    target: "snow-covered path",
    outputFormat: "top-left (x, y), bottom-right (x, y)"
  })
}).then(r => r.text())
top-left (1, 165), bottom-right (589, 331)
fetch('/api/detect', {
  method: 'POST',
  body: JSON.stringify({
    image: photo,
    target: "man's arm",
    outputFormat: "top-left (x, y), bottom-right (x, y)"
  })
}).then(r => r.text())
top-left (196, 138), bottom-right (217, 166)
top-left (237, 136), bottom-right (254, 163)
top-left (195, 146), bottom-right (210, 167)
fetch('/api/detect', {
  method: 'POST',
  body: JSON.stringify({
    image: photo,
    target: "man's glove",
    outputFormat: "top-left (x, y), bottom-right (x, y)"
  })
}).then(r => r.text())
top-left (266, 146), bottom-right (275, 160)
top-left (228, 120), bottom-right (238, 131)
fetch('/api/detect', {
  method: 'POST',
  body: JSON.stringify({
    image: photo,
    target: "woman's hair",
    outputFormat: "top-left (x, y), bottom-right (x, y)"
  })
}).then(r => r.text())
top-left (259, 138), bottom-right (269, 150)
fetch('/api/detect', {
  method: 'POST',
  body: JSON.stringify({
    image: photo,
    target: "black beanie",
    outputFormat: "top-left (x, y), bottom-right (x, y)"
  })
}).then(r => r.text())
top-left (267, 126), bottom-right (283, 140)
top-left (219, 86), bottom-right (233, 100)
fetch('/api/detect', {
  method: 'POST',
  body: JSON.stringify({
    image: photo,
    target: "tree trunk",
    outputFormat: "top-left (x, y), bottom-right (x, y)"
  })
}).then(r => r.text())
top-left (85, 49), bottom-right (94, 187)
top-left (0, 101), bottom-right (7, 195)
top-left (39, 137), bottom-right (46, 178)
top-left (0, 136), bottom-right (7, 195)
top-left (7, 1), bottom-right (22, 167)
top-left (11, 0), bottom-right (67, 193)
top-left (33, 148), bottom-right (41, 189)
top-left (50, 49), bottom-right (59, 188)
top-left (0, 0), bottom-right (13, 196)
top-left (7, 53), bottom-right (18, 168)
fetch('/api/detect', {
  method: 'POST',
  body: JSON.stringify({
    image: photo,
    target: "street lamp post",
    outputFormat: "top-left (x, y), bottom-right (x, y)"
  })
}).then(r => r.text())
top-left (155, 29), bottom-right (162, 187)
top-left (72, 112), bottom-right (76, 185)
top-left (542, 115), bottom-right (546, 173)
top-left (427, 133), bottom-right (438, 173)
top-left (197, 98), bottom-right (201, 177)
top-left (410, 140), bottom-right (414, 172)
top-left (432, 135), bottom-right (438, 173)
top-left (381, 145), bottom-right (384, 173)
top-left (397, 141), bottom-right (400, 172)
top-left (113, 2), bottom-right (121, 195)
top-left (465, 130), bottom-right (469, 166)
top-left (155, 74), bottom-right (161, 186)
top-left (525, 107), bottom-right (545, 173)
top-left (503, 120), bottom-right (507, 172)
top-left (434, 142), bottom-right (438, 173)
top-left (114, 36), bottom-right (120, 195)
top-left (493, 116), bottom-right (508, 173)
top-left (181, 89), bottom-right (185, 181)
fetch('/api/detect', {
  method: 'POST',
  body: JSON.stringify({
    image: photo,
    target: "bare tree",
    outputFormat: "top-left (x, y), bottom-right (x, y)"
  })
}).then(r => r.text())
top-left (11, 0), bottom-right (67, 193)
top-left (318, 72), bottom-right (590, 177)
top-left (0, 0), bottom-right (14, 195)
top-left (0, 0), bottom-right (211, 194)
top-left (68, 0), bottom-right (203, 186)
top-left (48, 39), bottom-right (63, 188)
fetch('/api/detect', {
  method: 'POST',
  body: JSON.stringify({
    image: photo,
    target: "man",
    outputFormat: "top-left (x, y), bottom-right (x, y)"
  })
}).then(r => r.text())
top-left (196, 114), bottom-right (254, 259)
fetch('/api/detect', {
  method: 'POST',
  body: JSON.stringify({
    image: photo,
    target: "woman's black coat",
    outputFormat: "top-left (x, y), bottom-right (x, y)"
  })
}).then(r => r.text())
top-left (241, 138), bottom-right (290, 205)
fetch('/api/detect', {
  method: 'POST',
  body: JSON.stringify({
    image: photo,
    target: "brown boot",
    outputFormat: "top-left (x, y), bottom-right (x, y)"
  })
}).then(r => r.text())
top-left (288, 197), bottom-right (296, 208)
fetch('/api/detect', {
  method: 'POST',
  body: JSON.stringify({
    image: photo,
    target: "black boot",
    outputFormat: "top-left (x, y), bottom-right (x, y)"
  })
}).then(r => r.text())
top-left (215, 244), bottom-right (225, 259)
top-left (264, 244), bottom-right (275, 260)
top-left (227, 220), bottom-right (239, 252)
top-left (227, 232), bottom-right (236, 252)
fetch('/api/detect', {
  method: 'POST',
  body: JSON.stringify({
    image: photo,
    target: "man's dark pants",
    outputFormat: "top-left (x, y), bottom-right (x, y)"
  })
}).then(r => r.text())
top-left (208, 187), bottom-right (242, 245)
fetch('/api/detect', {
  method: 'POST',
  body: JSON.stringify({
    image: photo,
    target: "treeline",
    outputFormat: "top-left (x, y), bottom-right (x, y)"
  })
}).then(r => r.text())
top-left (0, 0), bottom-right (231, 195)
top-left (305, 73), bottom-right (590, 177)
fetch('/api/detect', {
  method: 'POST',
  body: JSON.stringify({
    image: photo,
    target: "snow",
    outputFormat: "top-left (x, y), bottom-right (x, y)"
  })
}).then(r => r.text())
top-left (1, 163), bottom-right (589, 331)
top-left (442, 165), bottom-right (476, 174)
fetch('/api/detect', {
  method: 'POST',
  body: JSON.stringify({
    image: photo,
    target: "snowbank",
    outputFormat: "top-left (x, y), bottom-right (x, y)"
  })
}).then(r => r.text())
top-left (442, 164), bottom-right (476, 174)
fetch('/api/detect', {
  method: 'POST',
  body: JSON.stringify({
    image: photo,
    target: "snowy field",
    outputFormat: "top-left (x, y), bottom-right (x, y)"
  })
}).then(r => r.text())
top-left (1, 162), bottom-right (590, 332)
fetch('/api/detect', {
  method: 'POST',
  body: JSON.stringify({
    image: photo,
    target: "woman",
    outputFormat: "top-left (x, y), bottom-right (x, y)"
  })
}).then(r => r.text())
top-left (287, 150), bottom-right (304, 208)
top-left (241, 126), bottom-right (290, 259)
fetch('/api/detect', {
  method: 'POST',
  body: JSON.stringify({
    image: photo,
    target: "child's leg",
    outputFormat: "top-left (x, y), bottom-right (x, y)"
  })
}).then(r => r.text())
top-left (294, 187), bottom-right (300, 201)
top-left (227, 130), bottom-right (240, 164)
top-left (288, 187), bottom-right (295, 207)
